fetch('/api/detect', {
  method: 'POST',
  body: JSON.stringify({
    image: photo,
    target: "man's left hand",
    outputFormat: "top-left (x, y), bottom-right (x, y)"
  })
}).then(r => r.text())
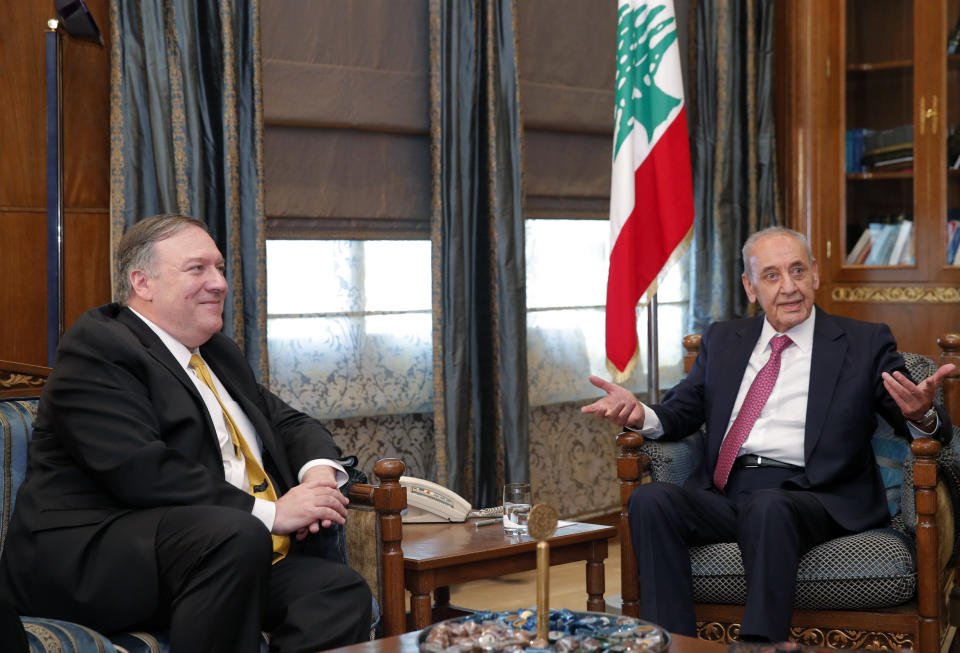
top-left (882, 363), bottom-right (956, 421)
top-left (295, 465), bottom-right (343, 540)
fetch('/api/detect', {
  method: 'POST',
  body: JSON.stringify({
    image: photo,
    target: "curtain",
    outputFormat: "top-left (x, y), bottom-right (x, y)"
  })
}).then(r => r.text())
top-left (429, 0), bottom-right (529, 507)
top-left (109, 0), bottom-right (267, 381)
top-left (687, 0), bottom-right (781, 333)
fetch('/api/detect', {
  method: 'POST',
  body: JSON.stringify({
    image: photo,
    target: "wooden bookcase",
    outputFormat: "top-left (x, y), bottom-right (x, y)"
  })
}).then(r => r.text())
top-left (777, 0), bottom-right (960, 357)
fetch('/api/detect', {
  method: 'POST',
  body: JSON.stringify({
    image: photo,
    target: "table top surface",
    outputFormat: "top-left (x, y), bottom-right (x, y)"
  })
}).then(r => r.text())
top-left (324, 629), bottom-right (725, 653)
top-left (401, 520), bottom-right (617, 567)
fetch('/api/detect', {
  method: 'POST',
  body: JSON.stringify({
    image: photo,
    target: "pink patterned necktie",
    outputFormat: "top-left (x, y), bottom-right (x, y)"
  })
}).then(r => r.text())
top-left (713, 334), bottom-right (793, 491)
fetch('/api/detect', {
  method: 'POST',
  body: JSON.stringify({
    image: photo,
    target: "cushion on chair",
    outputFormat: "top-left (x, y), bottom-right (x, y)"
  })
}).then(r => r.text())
top-left (688, 527), bottom-right (916, 609)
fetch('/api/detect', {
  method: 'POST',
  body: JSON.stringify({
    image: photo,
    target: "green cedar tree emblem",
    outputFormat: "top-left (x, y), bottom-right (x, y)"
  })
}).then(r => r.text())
top-left (614, 2), bottom-right (681, 158)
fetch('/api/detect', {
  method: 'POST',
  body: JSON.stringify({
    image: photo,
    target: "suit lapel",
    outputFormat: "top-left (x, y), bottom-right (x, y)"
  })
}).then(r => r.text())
top-left (117, 308), bottom-right (201, 395)
top-left (117, 308), bottom-right (230, 464)
top-left (804, 307), bottom-right (846, 460)
top-left (709, 317), bottom-right (764, 456)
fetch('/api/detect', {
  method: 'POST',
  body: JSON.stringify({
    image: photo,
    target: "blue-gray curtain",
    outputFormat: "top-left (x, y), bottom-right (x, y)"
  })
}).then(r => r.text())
top-left (687, 0), bottom-right (781, 333)
top-left (109, 0), bottom-right (267, 381)
top-left (429, 0), bottom-right (529, 507)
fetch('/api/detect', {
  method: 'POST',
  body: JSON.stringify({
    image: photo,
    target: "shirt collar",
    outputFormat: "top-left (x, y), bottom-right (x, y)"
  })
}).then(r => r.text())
top-left (127, 306), bottom-right (197, 370)
top-left (760, 306), bottom-right (815, 354)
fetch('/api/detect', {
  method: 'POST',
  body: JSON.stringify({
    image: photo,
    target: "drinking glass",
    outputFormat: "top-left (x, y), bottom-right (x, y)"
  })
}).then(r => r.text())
top-left (502, 482), bottom-right (532, 535)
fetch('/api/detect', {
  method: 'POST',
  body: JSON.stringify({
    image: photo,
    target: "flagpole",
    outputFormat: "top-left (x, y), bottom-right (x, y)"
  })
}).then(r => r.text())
top-left (647, 295), bottom-right (659, 403)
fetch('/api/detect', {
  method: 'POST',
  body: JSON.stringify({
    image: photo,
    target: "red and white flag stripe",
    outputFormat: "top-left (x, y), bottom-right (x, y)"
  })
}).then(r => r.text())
top-left (606, 0), bottom-right (694, 382)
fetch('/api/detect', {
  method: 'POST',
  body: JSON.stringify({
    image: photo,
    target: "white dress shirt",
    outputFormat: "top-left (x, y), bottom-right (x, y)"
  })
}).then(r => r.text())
top-left (129, 308), bottom-right (346, 530)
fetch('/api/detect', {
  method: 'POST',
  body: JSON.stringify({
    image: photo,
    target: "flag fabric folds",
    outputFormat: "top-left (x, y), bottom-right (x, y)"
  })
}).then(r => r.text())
top-left (606, 0), bottom-right (694, 383)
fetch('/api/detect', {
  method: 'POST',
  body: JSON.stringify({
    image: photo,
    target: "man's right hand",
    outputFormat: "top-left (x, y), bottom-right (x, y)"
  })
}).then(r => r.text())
top-left (273, 479), bottom-right (349, 539)
top-left (580, 375), bottom-right (645, 429)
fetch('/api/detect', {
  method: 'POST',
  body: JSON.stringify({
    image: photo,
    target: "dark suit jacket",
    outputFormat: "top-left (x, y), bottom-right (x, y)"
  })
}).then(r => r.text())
top-left (1, 303), bottom-right (343, 625)
top-left (651, 306), bottom-right (952, 533)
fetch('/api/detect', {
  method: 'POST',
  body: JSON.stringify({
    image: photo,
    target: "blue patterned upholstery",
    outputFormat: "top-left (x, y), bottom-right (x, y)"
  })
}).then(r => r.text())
top-left (638, 351), bottom-right (960, 610)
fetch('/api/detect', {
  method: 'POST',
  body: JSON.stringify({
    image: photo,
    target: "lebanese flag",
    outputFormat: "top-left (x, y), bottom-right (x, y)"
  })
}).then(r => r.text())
top-left (606, 0), bottom-right (694, 382)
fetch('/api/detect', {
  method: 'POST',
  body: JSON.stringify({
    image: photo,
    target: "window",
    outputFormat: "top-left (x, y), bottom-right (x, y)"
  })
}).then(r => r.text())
top-left (266, 224), bottom-right (690, 418)
top-left (525, 219), bottom-right (688, 406)
top-left (267, 240), bottom-right (433, 419)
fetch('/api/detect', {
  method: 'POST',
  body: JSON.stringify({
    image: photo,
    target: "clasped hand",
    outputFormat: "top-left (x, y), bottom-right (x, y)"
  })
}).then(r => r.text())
top-left (273, 467), bottom-right (348, 541)
top-left (882, 363), bottom-right (956, 422)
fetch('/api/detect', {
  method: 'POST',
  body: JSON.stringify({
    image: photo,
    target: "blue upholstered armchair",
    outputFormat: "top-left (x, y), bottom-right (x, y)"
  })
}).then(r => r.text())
top-left (0, 360), bottom-right (408, 652)
top-left (615, 333), bottom-right (960, 653)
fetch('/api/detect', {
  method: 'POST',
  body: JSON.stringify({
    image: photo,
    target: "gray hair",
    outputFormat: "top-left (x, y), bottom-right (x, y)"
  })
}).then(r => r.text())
top-left (115, 214), bottom-right (209, 304)
top-left (741, 226), bottom-right (815, 282)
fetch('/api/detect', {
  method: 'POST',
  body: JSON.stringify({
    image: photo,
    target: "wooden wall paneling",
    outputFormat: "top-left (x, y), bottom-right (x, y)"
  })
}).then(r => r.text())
top-left (0, 213), bottom-right (48, 365)
top-left (0, 0), bottom-right (110, 365)
top-left (63, 210), bottom-right (111, 330)
top-left (62, 18), bottom-right (111, 209)
top-left (0, 3), bottom-right (48, 207)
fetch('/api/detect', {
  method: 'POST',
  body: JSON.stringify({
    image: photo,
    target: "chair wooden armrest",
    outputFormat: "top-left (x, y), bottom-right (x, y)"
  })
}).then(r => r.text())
top-left (346, 458), bottom-right (408, 637)
top-left (912, 437), bottom-right (942, 652)
top-left (616, 430), bottom-right (646, 619)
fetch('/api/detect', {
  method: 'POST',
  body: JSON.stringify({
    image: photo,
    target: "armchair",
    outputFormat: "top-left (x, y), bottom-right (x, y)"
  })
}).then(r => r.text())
top-left (615, 333), bottom-right (960, 653)
top-left (0, 360), bottom-right (409, 652)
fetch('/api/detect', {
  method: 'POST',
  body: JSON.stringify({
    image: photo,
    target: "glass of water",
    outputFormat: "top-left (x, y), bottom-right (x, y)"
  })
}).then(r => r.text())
top-left (502, 482), bottom-right (532, 535)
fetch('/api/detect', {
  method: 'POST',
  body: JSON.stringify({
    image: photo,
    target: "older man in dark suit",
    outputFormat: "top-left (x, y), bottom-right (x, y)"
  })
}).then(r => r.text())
top-left (583, 226), bottom-right (954, 642)
top-left (0, 214), bottom-right (371, 653)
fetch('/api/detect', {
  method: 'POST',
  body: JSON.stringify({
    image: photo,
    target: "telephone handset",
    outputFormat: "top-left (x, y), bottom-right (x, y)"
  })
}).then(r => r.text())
top-left (399, 476), bottom-right (503, 523)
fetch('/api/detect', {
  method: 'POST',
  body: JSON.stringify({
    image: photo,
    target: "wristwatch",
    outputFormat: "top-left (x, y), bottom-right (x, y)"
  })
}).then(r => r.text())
top-left (909, 406), bottom-right (938, 432)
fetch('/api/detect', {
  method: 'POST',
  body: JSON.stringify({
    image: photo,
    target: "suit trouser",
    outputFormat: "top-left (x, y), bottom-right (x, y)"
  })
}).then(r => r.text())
top-left (627, 467), bottom-right (847, 642)
top-left (4, 505), bottom-right (372, 653)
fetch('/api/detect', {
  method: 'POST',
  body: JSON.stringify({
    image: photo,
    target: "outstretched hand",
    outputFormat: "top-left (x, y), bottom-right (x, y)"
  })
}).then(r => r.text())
top-left (580, 375), bottom-right (645, 428)
top-left (882, 363), bottom-right (956, 422)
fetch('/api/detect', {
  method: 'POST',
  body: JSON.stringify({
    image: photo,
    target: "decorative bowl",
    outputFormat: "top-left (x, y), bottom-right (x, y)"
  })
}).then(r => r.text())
top-left (418, 608), bottom-right (670, 653)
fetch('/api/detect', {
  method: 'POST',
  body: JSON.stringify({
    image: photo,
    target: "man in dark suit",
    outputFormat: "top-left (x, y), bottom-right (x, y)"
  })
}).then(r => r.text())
top-left (582, 226), bottom-right (955, 642)
top-left (0, 214), bottom-right (372, 653)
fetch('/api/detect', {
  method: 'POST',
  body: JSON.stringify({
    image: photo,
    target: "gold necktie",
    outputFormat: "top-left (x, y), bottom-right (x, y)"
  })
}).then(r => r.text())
top-left (189, 354), bottom-right (289, 562)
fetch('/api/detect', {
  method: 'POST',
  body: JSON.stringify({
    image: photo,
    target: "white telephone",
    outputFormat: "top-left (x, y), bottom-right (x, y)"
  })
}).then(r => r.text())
top-left (399, 476), bottom-right (503, 523)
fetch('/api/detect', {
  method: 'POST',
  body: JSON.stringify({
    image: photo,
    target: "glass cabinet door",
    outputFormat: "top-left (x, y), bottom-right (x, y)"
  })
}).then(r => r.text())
top-left (843, 0), bottom-right (915, 268)
top-left (948, 1), bottom-right (960, 265)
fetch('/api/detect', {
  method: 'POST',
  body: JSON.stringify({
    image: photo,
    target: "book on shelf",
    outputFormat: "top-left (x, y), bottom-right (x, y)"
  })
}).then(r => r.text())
top-left (901, 231), bottom-right (915, 265)
top-left (845, 228), bottom-right (872, 264)
top-left (845, 128), bottom-right (872, 173)
top-left (949, 12), bottom-right (960, 55)
top-left (863, 223), bottom-right (897, 266)
top-left (887, 220), bottom-right (913, 266)
top-left (863, 125), bottom-right (913, 152)
top-left (848, 218), bottom-right (913, 266)
top-left (948, 217), bottom-right (960, 264)
top-left (860, 142), bottom-right (913, 170)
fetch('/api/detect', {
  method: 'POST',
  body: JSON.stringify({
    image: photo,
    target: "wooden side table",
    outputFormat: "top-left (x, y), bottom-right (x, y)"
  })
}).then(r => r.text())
top-left (401, 520), bottom-right (617, 631)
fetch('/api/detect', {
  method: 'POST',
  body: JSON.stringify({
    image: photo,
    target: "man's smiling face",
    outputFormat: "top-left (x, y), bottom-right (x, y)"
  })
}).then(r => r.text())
top-left (128, 226), bottom-right (228, 349)
top-left (741, 232), bottom-right (819, 333)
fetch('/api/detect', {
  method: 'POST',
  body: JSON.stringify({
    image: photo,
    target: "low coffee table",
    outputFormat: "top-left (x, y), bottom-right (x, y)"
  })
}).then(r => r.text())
top-left (401, 520), bottom-right (617, 630)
